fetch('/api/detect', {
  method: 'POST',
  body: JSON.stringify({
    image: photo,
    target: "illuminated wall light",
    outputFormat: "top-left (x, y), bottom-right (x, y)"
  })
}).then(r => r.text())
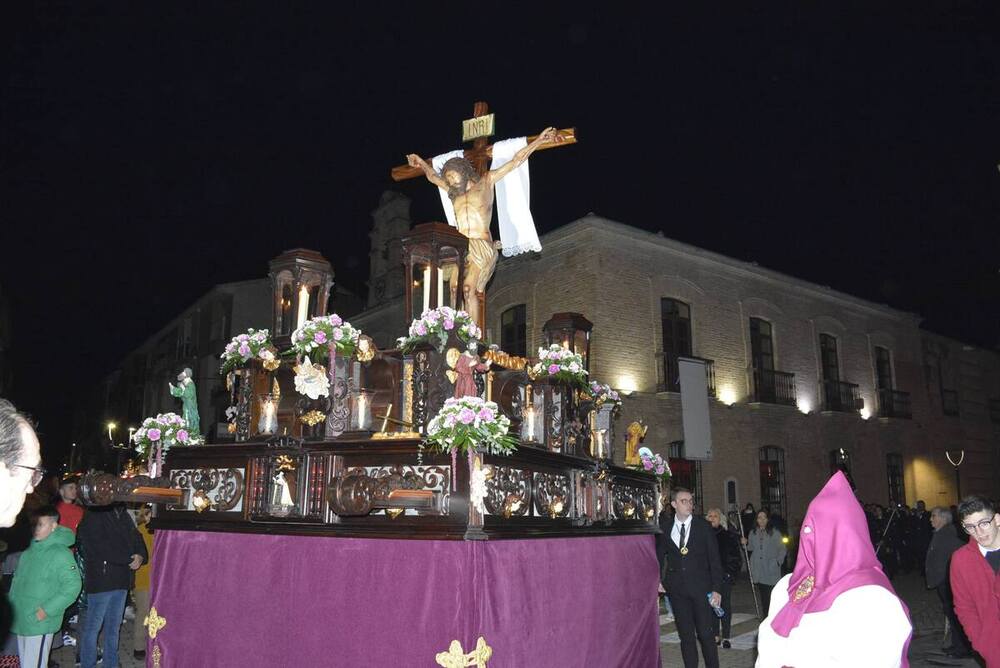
top-left (860, 406), bottom-right (872, 420)
top-left (718, 386), bottom-right (737, 406)
top-left (617, 375), bottom-right (638, 396)
top-left (797, 399), bottom-right (812, 415)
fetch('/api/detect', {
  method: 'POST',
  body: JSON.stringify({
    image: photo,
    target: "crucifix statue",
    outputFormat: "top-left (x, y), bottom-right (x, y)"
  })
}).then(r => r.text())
top-left (392, 101), bottom-right (575, 331)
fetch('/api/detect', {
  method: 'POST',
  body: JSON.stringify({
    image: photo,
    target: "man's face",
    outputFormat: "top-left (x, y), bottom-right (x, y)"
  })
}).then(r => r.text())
top-left (930, 511), bottom-right (945, 530)
top-left (961, 510), bottom-right (1000, 548)
top-left (33, 515), bottom-right (57, 542)
top-left (60, 482), bottom-right (78, 503)
top-left (671, 492), bottom-right (693, 519)
top-left (0, 423), bottom-right (40, 527)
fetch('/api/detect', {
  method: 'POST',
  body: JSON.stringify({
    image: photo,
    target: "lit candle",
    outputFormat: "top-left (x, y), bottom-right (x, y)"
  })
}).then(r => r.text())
top-left (296, 285), bottom-right (310, 329)
top-left (436, 267), bottom-right (444, 308)
top-left (357, 393), bottom-right (369, 430)
top-left (258, 396), bottom-right (277, 436)
top-left (521, 406), bottom-right (537, 443)
top-left (594, 429), bottom-right (606, 459)
top-left (422, 266), bottom-right (431, 313)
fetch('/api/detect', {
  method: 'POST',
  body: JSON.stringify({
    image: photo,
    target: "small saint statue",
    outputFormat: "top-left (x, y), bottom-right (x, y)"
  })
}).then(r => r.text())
top-left (169, 368), bottom-right (201, 441)
top-left (454, 341), bottom-right (491, 399)
top-left (624, 421), bottom-right (648, 466)
top-left (271, 470), bottom-right (295, 510)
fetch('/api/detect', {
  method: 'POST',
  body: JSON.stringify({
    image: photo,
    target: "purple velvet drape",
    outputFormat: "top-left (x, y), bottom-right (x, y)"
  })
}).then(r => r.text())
top-left (149, 530), bottom-right (659, 667)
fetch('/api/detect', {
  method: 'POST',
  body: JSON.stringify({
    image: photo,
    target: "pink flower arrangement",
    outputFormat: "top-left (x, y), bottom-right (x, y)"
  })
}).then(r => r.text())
top-left (424, 396), bottom-right (517, 457)
top-left (133, 412), bottom-right (190, 459)
top-left (398, 307), bottom-right (482, 352)
top-left (290, 314), bottom-right (361, 361)
top-left (220, 328), bottom-right (278, 374)
top-left (530, 344), bottom-right (588, 388)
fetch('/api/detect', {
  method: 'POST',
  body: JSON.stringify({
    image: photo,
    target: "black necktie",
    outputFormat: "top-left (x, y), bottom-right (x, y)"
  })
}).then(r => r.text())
top-left (679, 523), bottom-right (687, 551)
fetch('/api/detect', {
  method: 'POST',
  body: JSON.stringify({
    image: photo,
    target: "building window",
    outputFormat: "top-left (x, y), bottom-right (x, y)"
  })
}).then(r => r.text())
top-left (759, 446), bottom-right (787, 521)
top-left (874, 346), bottom-right (893, 390)
top-left (886, 453), bottom-right (905, 506)
top-left (820, 334), bottom-right (839, 382)
top-left (668, 441), bottom-right (703, 512)
top-left (500, 305), bottom-right (527, 357)
top-left (750, 318), bottom-right (775, 372)
top-left (660, 299), bottom-right (692, 391)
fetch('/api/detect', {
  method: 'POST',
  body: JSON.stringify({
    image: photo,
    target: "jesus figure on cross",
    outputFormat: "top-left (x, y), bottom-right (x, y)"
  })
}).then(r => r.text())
top-left (406, 126), bottom-right (560, 326)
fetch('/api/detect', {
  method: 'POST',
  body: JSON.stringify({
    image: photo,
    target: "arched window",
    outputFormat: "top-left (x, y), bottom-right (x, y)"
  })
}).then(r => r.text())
top-left (500, 305), bottom-right (527, 357)
top-left (886, 453), bottom-right (905, 506)
top-left (759, 446), bottom-right (787, 521)
top-left (660, 299), bottom-right (692, 391)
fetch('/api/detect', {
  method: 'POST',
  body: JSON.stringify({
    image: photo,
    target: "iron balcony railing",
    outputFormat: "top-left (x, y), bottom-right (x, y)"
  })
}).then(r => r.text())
top-left (657, 354), bottom-right (716, 397)
top-left (877, 388), bottom-right (912, 419)
top-left (752, 368), bottom-right (796, 407)
top-left (941, 389), bottom-right (960, 417)
top-left (821, 379), bottom-right (862, 413)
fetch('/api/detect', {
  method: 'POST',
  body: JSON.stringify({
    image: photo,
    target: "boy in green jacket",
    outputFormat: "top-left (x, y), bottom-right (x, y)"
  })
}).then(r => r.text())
top-left (8, 505), bottom-right (82, 668)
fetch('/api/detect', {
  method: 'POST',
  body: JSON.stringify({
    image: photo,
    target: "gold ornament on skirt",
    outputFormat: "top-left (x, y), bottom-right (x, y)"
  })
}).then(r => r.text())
top-left (145, 606), bottom-right (167, 639)
top-left (435, 636), bottom-right (493, 667)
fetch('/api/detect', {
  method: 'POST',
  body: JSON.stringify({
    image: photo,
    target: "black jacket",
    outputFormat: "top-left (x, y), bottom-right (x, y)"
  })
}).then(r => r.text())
top-left (925, 523), bottom-right (964, 589)
top-left (714, 526), bottom-right (742, 582)
top-left (77, 506), bottom-right (148, 594)
top-left (656, 513), bottom-right (723, 595)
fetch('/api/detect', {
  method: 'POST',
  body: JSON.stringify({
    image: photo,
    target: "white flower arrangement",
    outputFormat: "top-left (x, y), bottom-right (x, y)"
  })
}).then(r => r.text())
top-left (530, 344), bottom-right (589, 388)
top-left (635, 446), bottom-right (671, 482)
top-left (133, 412), bottom-right (190, 458)
top-left (291, 314), bottom-right (361, 361)
top-left (220, 328), bottom-right (278, 374)
top-left (424, 396), bottom-right (517, 457)
top-left (397, 306), bottom-right (482, 352)
top-left (588, 381), bottom-right (623, 414)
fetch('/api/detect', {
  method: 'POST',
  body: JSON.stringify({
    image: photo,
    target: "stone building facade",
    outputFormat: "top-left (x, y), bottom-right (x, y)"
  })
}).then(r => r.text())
top-left (355, 205), bottom-right (1000, 529)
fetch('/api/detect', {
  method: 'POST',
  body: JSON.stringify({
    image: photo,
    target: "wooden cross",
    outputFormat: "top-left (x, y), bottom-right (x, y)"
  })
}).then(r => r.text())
top-left (390, 101), bottom-right (577, 182)
top-left (390, 101), bottom-right (576, 331)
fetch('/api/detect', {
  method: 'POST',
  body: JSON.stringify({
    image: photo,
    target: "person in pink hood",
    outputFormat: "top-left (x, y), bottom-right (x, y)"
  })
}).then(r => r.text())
top-left (950, 495), bottom-right (1000, 666)
top-left (756, 472), bottom-right (912, 667)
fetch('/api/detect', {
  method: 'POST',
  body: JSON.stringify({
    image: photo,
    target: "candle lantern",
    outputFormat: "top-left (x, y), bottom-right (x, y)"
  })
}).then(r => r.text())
top-left (519, 384), bottom-right (544, 444)
top-left (542, 312), bottom-right (593, 373)
top-left (400, 223), bottom-right (469, 324)
top-left (257, 394), bottom-right (279, 436)
top-left (268, 249), bottom-right (335, 348)
top-left (349, 389), bottom-right (375, 432)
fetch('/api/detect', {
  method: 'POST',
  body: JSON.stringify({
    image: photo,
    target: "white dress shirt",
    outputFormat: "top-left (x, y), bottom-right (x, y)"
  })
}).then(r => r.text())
top-left (671, 515), bottom-right (693, 549)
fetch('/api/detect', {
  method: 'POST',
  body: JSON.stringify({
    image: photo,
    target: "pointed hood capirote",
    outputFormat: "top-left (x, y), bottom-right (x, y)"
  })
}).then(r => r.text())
top-left (770, 472), bottom-right (911, 664)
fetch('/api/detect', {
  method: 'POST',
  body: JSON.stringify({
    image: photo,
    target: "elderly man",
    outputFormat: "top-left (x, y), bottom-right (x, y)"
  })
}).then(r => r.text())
top-left (925, 506), bottom-right (969, 659)
top-left (0, 399), bottom-right (43, 528)
top-left (950, 495), bottom-right (1000, 665)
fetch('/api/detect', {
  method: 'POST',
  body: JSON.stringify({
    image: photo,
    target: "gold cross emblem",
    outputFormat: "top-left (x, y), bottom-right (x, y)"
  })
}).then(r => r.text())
top-left (145, 606), bottom-right (167, 639)
top-left (435, 636), bottom-right (493, 667)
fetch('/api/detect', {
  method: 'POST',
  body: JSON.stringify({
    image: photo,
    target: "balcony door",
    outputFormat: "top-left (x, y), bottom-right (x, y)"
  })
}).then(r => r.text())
top-left (661, 299), bottom-right (692, 391)
top-left (750, 318), bottom-right (775, 402)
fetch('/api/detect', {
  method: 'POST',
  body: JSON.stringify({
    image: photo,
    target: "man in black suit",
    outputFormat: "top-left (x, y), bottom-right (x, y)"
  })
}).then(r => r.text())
top-left (656, 487), bottom-right (723, 668)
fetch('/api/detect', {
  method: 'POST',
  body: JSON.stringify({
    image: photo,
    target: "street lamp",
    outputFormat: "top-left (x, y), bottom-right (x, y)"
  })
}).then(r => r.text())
top-left (106, 422), bottom-right (117, 442)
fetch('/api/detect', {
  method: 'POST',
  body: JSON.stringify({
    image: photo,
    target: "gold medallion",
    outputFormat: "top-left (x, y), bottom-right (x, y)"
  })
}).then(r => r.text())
top-left (680, 546), bottom-right (689, 556)
top-left (792, 574), bottom-right (815, 603)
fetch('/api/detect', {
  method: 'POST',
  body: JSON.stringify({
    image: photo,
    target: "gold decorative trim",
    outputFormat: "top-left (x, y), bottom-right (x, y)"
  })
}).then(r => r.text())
top-left (299, 410), bottom-right (326, 427)
top-left (151, 644), bottom-right (162, 668)
top-left (435, 636), bottom-right (493, 667)
top-left (793, 574), bottom-right (815, 603)
top-left (145, 606), bottom-right (167, 639)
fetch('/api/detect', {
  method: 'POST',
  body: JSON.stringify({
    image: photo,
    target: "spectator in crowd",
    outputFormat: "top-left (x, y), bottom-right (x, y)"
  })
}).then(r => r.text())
top-left (76, 504), bottom-right (147, 668)
top-left (950, 496), bottom-right (1000, 665)
top-left (132, 505), bottom-right (154, 660)
top-left (744, 510), bottom-right (786, 616)
top-left (740, 503), bottom-right (756, 539)
top-left (706, 508), bottom-right (741, 649)
top-left (925, 506), bottom-right (970, 659)
top-left (7, 506), bottom-right (81, 668)
top-left (0, 400), bottom-right (43, 529)
top-left (54, 477), bottom-right (83, 536)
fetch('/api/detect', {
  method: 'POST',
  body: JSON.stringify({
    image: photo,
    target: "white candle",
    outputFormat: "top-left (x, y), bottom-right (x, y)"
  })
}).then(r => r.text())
top-left (354, 392), bottom-right (372, 431)
top-left (436, 267), bottom-right (444, 308)
top-left (422, 266), bottom-right (431, 313)
top-left (521, 407), bottom-right (537, 443)
top-left (296, 285), bottom-right (310, 329)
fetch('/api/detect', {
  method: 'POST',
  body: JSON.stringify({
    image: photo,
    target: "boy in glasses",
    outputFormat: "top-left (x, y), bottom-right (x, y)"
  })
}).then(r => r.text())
top-left (950, 495), bottom-right (1000, 665)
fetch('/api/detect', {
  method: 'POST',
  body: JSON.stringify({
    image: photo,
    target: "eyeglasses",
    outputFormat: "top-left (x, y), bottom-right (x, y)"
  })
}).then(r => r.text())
top-left (10, 464), bottom-right (46, 488)
top-left (961, 514), bottom-right (997, 535)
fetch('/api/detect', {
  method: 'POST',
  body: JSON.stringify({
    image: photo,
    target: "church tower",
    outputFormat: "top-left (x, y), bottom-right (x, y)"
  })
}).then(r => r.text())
top-left (367, 191), bottom-right (411, 308)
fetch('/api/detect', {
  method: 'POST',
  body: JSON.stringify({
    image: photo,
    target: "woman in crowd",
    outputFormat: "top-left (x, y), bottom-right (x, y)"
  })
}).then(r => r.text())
top-left (744, 509), bottom-right (787, 615)
top-left (706, 508), bottom-right (742, 649)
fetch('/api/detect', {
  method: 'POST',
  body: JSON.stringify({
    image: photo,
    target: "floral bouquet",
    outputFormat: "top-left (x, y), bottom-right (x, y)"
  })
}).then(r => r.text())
top-left (530, 344), bottom-right (588, 388)
top-left (635, 446), bottom-right (671, 483)
top-left (588, 381), bottom-right (623, 413)
top-left (134, 412), bottom-right (191, 477)
top-left (397, 307), bottom-right (482, 352)
top-left (220, 328), bottom-right (279, 374)
top-left (291, 314), bottom-right (361, 361)
top-left (424, 397), bottom-right (517, 457)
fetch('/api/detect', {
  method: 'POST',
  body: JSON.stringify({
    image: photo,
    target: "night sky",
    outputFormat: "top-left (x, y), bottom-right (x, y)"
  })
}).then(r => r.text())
top-left (1, 4), bottom-right (998, 460)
